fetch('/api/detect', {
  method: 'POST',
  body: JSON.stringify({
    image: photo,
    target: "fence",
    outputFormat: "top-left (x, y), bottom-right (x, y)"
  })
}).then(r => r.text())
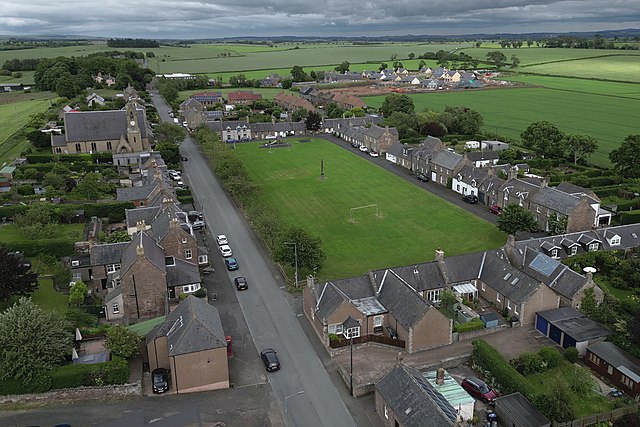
top-left (329, 334), bottom-right (405, 349)
top-left (554, 402), bottom-right (639, 427)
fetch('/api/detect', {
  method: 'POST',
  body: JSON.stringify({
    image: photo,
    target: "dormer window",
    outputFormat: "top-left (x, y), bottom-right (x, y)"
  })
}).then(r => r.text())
top-left (610, 236), bottom-right (621, 246)
top-left (588, 242), bottom-right (599, 252)
top-left (551, 248), bottom-right (559, 258)
top-left (570, 246), bottom-right (578, 255)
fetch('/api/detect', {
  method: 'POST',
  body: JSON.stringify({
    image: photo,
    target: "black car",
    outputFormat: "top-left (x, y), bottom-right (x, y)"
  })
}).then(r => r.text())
top-left (234, 276), bottom-right (248, 291)
top-left (462, 194), bottom-right (479, 204)
top-left (416, 174), bottom-right (429, 182)
top-left (260, 348), bottom-right (280, 372)
top-left (152, 368), bottom-right (169, 393)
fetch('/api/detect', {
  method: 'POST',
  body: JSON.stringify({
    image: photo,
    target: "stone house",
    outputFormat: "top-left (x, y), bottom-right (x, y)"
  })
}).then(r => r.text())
top-left (190, 92), bottom-right (224, 107)
top-left (429, 150), bottom-right (468, 187)
top-left (362, 125), bottom-right (399, 154)
top-left (226, 91), bottom-right (262, 105)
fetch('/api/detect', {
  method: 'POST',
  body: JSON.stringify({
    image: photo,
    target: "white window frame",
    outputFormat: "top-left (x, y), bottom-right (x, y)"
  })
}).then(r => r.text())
top-left (570, 246), bottom-right (578, 255)
top-left (345, 326), bottom-right (360, 339)
top-left (106, 263), bottom-right (121, 274)
top-left (373, 315), bottom-right (383, 328)
top-left (185, 249), bottom-right (192, 260)
top-left (610, 237), bottom-right (620, 246)
top-left (328, 324), bottom-right (344, 335)
top-left (496, 293), bottom-right (501, 302)
top-left (427, 289), bottom-right (441, 303)
top-left (514, 304), bottom-right (519, 315)
top-left (507, 300), bottom-right (511, 309)
top-left (112, 303), bottom-right (119, 314)
top-left (551, 248), bottom-right (559, 258)
top-left (182, 283), bottom-right (201, 294)
top-left (481, 282), bottom-right (486, 291)
top-left (384, 405), bottom-right (389, 419)
top-left (588, 242), bottom-right (599, 252)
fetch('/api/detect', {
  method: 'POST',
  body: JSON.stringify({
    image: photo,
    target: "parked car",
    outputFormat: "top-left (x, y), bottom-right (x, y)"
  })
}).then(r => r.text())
top-left (350, 142), bottom-right (360, 148)
top-left (369, 150), bottom-right (379, 157)
top-left (416, 174), bottom-right (429, 182)
top-left (461, 377), bottom-right (498, 403)
top-left (216, 234), bottom-right (228, 245)
top-left (260, 348), bottom-right (280, 372)
top-left (152, 368), bottom-right (169, 394)
top-left (219, 245), bottom-right (233, 257)
top-left (191, 220), bottom-right (205, 230)
top-left (489, 204), bottom-right (503, 215)
top-left (188, 211), bottom-right (203, 222)
top-left (358, 145), bottom-right (368, 152)
top-left (462, 194), bottom-right (479, 204)
top-left (181, 156), bottom-right (188, 161)
top-left (234, 276), bottom-right (248, 291)
top-left (225, 257), bottom-right (239, 271)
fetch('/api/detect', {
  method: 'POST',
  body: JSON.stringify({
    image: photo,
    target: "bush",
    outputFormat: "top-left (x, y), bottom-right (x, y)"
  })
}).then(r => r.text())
top-left (511, 352), bottom-right (547, 375)
top-left (564, 347), bottom-right (579, 363)
top-left (619, 210), bottom-right (640, 225)
top-left (81, 202), bottom-right (135, 223)
top-left (453, 318), bottom-right (484, 333)
top-left (6, 240), bottom-right (76, 258)
top-left (49, 363), bottom-right (96, 389)
top-left (471, 339), bottom-right (530, 398)
top-left (193, 287), bottom-right (207, 298)
top-left (538, 346), bottom-right (564, 369)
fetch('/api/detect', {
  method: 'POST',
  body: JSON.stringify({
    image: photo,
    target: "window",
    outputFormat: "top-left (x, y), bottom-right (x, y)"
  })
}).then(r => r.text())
top-left (481, 283), bottom-right (486, 291)
top-left (106, 141), bottom-right (112, 150)
top-left (185, 249), bottom-right (192, 260)
top-left (328, 324), bottom-right (343, 335)
top-left (514, 304), bottom-right (519, 315)
top-left (536, 205), bottom-right (540, 213)
top-left (610, 236), bottom-right (621, 246)
top-left (112, 303), bottom-right (119, 314)
top-left (75, 143), bottom-right (81, 153)
top-left (589, 242), bottom-right (599, 252)
top-left (106, 264), bottom-right (121, 274)
top-left (607, 365), bottom-right (614, 375)
top-left (496, 293), bottom-right (501, 302)
top-left (622, 374), bottom-right (634, 388)
top-left (71, 260), bottom-right (80, 267)
top-left (345, 326), bottom-right (360, 339)
top-left (182, 237), bottom-right (187, 244)
top-left (507, 300), bottom-right (511, 309)
top-left (182, 283), bottom-right (201, 293)
top-left (570, 246), bottom-right (578, 256)
top-left (55, 147), bottom-right (62, 153)
top-left (427, 289), bottom-right (441, 303)
top-left (551, 248), bottom-right (559, 258)
top-left (589, 353), bottom-right (600, 365)
top-left (373, 315), bottom-right (383, 328)
top-left (90, 142), bottom-right (97, 151)
top-left (384, 405), bottom-right (389, 419)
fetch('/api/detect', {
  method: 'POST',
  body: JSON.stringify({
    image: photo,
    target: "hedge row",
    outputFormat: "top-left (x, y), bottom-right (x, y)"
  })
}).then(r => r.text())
top-left (471, 339), bottom-right (530, 398)
top-left (0, 201), bottom-right (134, 223)
top-left (615, 200), bottom-right (640, 212)
top-left (453, 318), bottom-right (485, 333)
top-left (593, 185), bottom-right (626, 198)
top-left (620, 210), bottom-right (640, 225)
top-left (25, 153), bottom-right (112, 164)
top-left (4, 239), bottom-right (76, 258)
top-left (0, 358), bottom-right (129, 395)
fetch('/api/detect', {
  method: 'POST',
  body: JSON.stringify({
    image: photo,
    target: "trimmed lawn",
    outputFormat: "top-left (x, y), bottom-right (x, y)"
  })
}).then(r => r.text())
top-left (31, 277), bottom-right (68, 314)
top-left (364, 87), bottom-right (639, 168)
top-left (0, 223), bottom-right (84, 257)
top-left (234, 138), bottom-right (505, 279)
top-left (0, 97), bottom-right (53, 164)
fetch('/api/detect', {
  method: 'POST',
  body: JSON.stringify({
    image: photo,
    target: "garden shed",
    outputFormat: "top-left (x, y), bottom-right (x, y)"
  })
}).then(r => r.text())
top-left (495, 392), bottom-right (550, 427)
top-left (480, 312), bottom-right (499, 328)
top-left (535, 307), bottom-right (610, 355)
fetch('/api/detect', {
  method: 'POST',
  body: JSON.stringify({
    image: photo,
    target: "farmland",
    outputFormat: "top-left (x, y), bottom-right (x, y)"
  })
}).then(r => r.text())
top-left (363, 85), bottom-right (640, 167)
top-left (0, 95), bottom-right (54, 164)
top-left (233, 138), bottom-right (505, 279)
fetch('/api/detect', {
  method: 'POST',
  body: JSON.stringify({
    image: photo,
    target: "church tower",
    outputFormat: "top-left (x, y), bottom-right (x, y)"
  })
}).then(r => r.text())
top-left (126, 99), bottom-right (144, 151)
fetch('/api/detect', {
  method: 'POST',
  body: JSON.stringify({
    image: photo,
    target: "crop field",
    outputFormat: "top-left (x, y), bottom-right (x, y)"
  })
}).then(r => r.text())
top-left (520, 54), bottom-right (640, 82)
top-left (233, 138), bottom-right (505, 279)
top-left (364, 87), bottom-right (639, 167)
top-left (500, 75), bottom-right (640, 99)
top-left (0, 97), bottom-right (53, 164)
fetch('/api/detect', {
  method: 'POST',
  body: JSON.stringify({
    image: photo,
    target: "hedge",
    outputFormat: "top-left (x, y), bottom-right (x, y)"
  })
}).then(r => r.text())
top-left (454, 318), bottom-right (485, 333)
top-left (593, 185), bottom-right (625, 198)
top-left (5, 239), bottom-right (75, 257)
top-left (0, 204), bottom-right (29, 219)
top-left (81, 201), bottom-right (135, 223)
top-left (620, 210), bottom-right (640, 225)
top-left (471, 339), bottom-right (530, 398)
top-left (615, 200), bottom-right (640, 212)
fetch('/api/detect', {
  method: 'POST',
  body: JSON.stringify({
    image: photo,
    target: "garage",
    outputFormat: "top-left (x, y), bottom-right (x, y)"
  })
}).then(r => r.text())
top-left (535, 307), bottom-right (611, 355)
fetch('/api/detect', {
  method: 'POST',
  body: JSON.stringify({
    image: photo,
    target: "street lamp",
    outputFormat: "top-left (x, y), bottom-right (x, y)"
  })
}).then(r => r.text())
top-left (284, 390), bottom-right (305, 425)
top-left (284, 241), bottom-right (298, 287)
top-left (346, 321), bottom-right (361, 396)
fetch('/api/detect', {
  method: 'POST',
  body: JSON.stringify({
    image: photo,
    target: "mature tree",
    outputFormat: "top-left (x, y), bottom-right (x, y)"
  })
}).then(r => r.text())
top-left (290, 108), bottom-right (308, 122)
top-left (274, 226), bottom-right (326, 275)
top-left (290, 65), bottom-right (309, 82)
top-left (42, 171), bottom-right (66, 192)
top-left (280, 78), bottom-right (293, 89)
top-left (75, 172), bottom-right (104, 200)
top-left (547, 213), bottom-right (568, 235)
top-left (106, 230), bottom-right (132, 243)
top-left (379, 62), bottom-right (388, 71)
top-left (0, 297), bottom-right (71, 381)
top-left (154, 122), bottom-right (186, 145)
top-left (563, 133), bottom-right (598, 164)
top-left (105, 324), bottom-right (142, 359)
top-left (442, 106), bottom-right (483, 135)
top-left (496, 204), bottom-right (538, 235)
top-left (475, 41), bottom-right (483, 48)
top-left (384, 111), bottom-right (419, 139)
top-left (520, 121), bottom-right (565, 158)
top-left (115, 73), bottom-right (134, 90)
top-left (14, 204), bottom-right (57, 240)
top-left (534, 379), bottom-right (575, 422)
top-left (65, 307), bottom-right (98, 330)
top-left (440, 289), bottom-right (457, 312)
top-left (156, 142), bottom-right (181, 165)
top-left (408, 52), bottom-right (415, 59)
top-left (486, 51), bottom-right (507, 68)
top-left (0, 247), bottom-right (38, 302)
top-left (334, 61), bottom-right (350, 74)
top-left (418, 59), bottom-right (426, 69)
top-left (68, 281), bottom-right (88, 306)
top-left (510, 55), bottom-right (521, 68)
top-left (380, 93), bottom-right (414, 117)
top-left (305, 111), bottom-right (322, 133)
top-left (609, 134), bottom-right (640, 178)
top-left (27, 130), bottom-right (51, 149)
top-left (55, 72), bottom-right (80, 98)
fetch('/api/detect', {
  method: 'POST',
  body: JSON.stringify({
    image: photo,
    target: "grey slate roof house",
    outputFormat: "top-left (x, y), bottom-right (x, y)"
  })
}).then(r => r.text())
top-left (375, 364), bottom-right (457, 427)
top-left (429, 150), bottom-right (468, 187)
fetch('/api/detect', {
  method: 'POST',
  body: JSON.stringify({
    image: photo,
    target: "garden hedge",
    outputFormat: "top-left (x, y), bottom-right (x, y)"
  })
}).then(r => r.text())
top-left (453, 318), bottom-right (485, 333)
top-left (471, 339), bottom-right (530, 398)
top-left (620, 210), bottom-right (640, 225)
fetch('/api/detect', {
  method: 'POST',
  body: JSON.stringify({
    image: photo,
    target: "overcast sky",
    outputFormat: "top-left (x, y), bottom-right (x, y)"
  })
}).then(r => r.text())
top-left (1, 1), bottom-right (639, 38)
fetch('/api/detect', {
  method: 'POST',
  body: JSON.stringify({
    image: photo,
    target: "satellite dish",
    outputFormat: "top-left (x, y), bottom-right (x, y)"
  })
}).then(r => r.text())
top-left (583, 267), bottom-right (597, 274)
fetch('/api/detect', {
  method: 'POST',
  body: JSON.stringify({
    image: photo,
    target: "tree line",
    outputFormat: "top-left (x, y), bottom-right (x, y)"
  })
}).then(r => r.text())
top-left (107, 38), bottom-right (159, 48)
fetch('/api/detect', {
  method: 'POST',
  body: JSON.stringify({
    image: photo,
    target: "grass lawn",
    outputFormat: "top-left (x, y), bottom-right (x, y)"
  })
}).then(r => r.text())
top-left (234, 138), bottom-right (505, 279)
top-left (0, 223), bottom-right (84, 256)
top-left (30, 277), bottom-right (68, 314)
top-left (364, 87), bottom-right (639, 168)
top-left (0, 96), bottom-right (54, 164)
top-left (520, 54), bottom-right (640, 83)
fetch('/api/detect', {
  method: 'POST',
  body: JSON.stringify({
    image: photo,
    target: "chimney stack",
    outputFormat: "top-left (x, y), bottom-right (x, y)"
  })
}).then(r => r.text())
top-left (435, 249), bottom-right (445, 263)
top-left (136, 220), bottom-right (145, 232)
top-left (436, 367), bottom-right (445, 385)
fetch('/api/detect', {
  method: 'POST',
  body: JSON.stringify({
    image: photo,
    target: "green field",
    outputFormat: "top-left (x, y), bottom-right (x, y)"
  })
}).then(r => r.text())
top-left (0, 96), bottom-right (53, 164)
top-left (520, 54), bottom-right (640, 82)
top-left (364, 86), bottom-right (640, 167)
top-left (501, 75), bottom-right (640, 98)
top-left (234, 138), bottom-right (505, 279)
top-left (31, 277), bottom-right (68, 314)
top-left (179, 87), bottom-right (286, 101)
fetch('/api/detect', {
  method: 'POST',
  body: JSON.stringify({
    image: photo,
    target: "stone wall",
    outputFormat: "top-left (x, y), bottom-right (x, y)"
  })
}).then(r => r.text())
top-left (0, 382), bottom-right (141, 405)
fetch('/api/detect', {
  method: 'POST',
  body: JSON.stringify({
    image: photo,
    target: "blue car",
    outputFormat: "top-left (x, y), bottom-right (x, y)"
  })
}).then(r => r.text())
top-left (225, 257), bottom-right (239, 271)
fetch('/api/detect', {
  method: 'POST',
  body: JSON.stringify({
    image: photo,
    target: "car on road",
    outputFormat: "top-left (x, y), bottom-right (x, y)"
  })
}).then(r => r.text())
top-left (234, 276), bottom-right (248, 291)
top-left (216, 234), bottom-right (228, 245)
top-left (191, 220), bottom-right (205, 230)
top-left (462, 194), bottom-right (479, 204)
top-left (188, 211), bottom-right (203, 222)
top-left (181, 156), bottom-right (188, 161)
top-left (260, 348), bottom-right (280, 372)
top-left (219, 245), bottom-right (233, 257)
top-left (461, 377), bottom-right (498, 403)
top-left (416, 174), bottom-right (429, 182)
top-left (152, 368), bottom-right (169, 394)
top-left (489, 204), bottom-right (503, 215)
top-left (369, 150), bottom-right (379, 157)
top-left (225, 257), bottom-right (239, 271)
top-left (358, 145), bottom-right (369, 152)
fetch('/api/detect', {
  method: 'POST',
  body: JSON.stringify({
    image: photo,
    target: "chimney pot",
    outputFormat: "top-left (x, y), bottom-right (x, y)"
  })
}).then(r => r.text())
top-left (436, 367), bottom-right (445, 385)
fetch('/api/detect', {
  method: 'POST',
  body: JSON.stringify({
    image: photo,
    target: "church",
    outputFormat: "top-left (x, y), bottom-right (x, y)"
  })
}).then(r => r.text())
top-left (51, 98), bottom-right (153, 155)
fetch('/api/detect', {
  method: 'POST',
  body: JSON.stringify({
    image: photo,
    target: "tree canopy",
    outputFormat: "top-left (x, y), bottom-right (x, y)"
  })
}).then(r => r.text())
top-left (274, 226), bottom-right (326, 275)
top-left (105, 324), bottom-right (142, 359)
top-left (305, 111), bottom-right (322, 132)
top-left (0, 297), bottom-right (71, 381)
top-left (156, 142), bottom-right (181, 165)
top-left (0, 247), bottom-right (38, 302)
top-left (380, 93), bottom-right (414, 117)
top-left (520, 121), bottom-right (565, 158)
top-left (609, 134), bottom-right (640, 178)
top-left (562, 133), bottom-right (598, 164)
top-left (496, 204), bottom-right (538, 235)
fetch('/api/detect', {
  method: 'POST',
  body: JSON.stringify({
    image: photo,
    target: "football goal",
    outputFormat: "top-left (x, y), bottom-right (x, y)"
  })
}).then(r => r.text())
top-left (348, 204), bottom-right (383, 223)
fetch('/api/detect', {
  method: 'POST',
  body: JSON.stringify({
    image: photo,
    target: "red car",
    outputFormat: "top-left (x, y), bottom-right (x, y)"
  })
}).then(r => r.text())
top-left (461, 377), bottom-right (499, 403)
top-left (489, 204), bottom-right (502, 215)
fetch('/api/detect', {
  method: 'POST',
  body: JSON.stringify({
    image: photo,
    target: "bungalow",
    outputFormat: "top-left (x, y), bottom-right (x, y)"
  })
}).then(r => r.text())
top-left (585, 342), bottom-right (640, 398)
top-left (482, 140), bottom-right (510, 151)
top-left (86, 92), bottom-right (105, 107)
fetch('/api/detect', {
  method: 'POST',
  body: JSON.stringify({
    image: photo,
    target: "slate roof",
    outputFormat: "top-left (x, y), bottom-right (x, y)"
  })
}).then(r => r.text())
top-left (146, 295), bottom-right (227, 356)
top-left (455, 164), bottom-right (489, 185)
top-left (375, 365), bottom-right (456, 427)
top-left (116, 183), bottom-right (155, 201)
top-left (120, 231), bottom-right (166, 276)
top-left (520, 251), bottom-right (588, 299)
top-left (385, 142), bottom-right (406, 158)
top-left (376, 272), bottom-right (432, 330)
top-left (499, 177), bottom-right (541, 201)
top-left (373, 262), bottom-right (446, 293)
top-left (51, 134), bottom-right (67, 147)
top-left (587, 342), bottom-right (640, 382)
top-left (537, 307), bottom-right (610, 342)
top-left (466, 151), bottom-right (500, 163)
top-left (529, 187), bottom-right (583, 215)
top-left (64, 108), bottom-right (147, 143)
top-left (441, 252), bottom-right (485, 283)
top-left (556, 182), bottom-right (598, 200)
top-left (125, 206), bottom-right (161, 229)
top-left (430, 150), bottom-right (464, 171)
top-left (166, 258), bottom-right (200, 287)
top-left (313, 276), bottom-right (376, 321)
top-left (495, 393), bottom-right (550, 427)
top-left (479, 250), bottom-right (541, 304)
top-left (365, 125), bottom-right (399, 139)
top-left (90, 242), bottom-right (129, 266)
